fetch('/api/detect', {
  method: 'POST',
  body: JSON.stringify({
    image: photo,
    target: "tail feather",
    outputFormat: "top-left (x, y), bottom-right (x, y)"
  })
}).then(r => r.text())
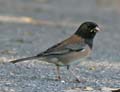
top-left (10, 55), bottom-right (39, 63)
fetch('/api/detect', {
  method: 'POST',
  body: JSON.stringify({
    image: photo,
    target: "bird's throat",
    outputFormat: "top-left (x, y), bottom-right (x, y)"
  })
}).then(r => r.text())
top-left (85, 39), bottom-right (93, 49)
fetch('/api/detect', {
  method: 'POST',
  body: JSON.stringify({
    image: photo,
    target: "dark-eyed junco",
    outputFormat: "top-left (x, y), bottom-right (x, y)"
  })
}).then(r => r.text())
top-left (10, 22), bottom-right (101, 82)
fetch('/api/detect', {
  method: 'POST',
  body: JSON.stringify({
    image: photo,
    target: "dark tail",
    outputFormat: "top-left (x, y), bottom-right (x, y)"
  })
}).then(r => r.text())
top-left (10, 55), bottom-right (39, 63)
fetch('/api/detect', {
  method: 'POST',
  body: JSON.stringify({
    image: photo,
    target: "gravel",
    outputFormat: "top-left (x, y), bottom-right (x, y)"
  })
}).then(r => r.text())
top-left (0, 60), bottom-right (119, 92)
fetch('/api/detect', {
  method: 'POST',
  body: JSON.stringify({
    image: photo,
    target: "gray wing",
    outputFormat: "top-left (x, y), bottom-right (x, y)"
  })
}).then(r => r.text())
top-left (37, 42), bottom-right (86, 56)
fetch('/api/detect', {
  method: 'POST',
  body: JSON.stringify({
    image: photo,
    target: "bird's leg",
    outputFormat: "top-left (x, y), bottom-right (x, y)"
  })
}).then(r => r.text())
top-left (56, 65), bottom-right (61, 80)
top-left (67, 65), bottom-right (81, 82)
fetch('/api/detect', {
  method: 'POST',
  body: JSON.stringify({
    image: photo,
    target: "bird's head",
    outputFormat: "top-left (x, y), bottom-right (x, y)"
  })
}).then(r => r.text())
top-left (75, 22), bottom-right (101, 39)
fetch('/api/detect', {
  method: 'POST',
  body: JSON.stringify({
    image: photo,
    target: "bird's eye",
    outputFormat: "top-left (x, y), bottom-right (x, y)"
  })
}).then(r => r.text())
top-left (90, 29), bottom-right (96, 33)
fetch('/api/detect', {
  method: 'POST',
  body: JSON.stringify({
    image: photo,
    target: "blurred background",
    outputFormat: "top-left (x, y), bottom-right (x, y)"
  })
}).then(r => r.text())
top-left (0, 0), bottom-right (120, 62)
top-left (0, 1), bottom-right (120, 91)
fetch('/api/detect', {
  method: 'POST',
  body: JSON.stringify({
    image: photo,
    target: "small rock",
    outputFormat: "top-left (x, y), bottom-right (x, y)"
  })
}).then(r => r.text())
top-left (61, 80), bottom-right (65, 83)
top-left (83, 86), bottom-right (94, 91)
top-left (101, 87), bottom-right (120, 92)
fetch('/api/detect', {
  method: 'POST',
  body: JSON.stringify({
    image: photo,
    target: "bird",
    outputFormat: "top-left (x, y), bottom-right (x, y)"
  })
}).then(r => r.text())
top-left (10, 21), bottom-right (101, 82)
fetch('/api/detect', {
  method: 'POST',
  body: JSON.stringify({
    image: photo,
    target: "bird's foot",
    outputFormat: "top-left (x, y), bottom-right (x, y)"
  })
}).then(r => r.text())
top-left (73, 78), bottom-right (86, 83)
top-left (55, 76), bottom-right (61, 81)
top-left (75, 78), bottom-right (81, 83)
